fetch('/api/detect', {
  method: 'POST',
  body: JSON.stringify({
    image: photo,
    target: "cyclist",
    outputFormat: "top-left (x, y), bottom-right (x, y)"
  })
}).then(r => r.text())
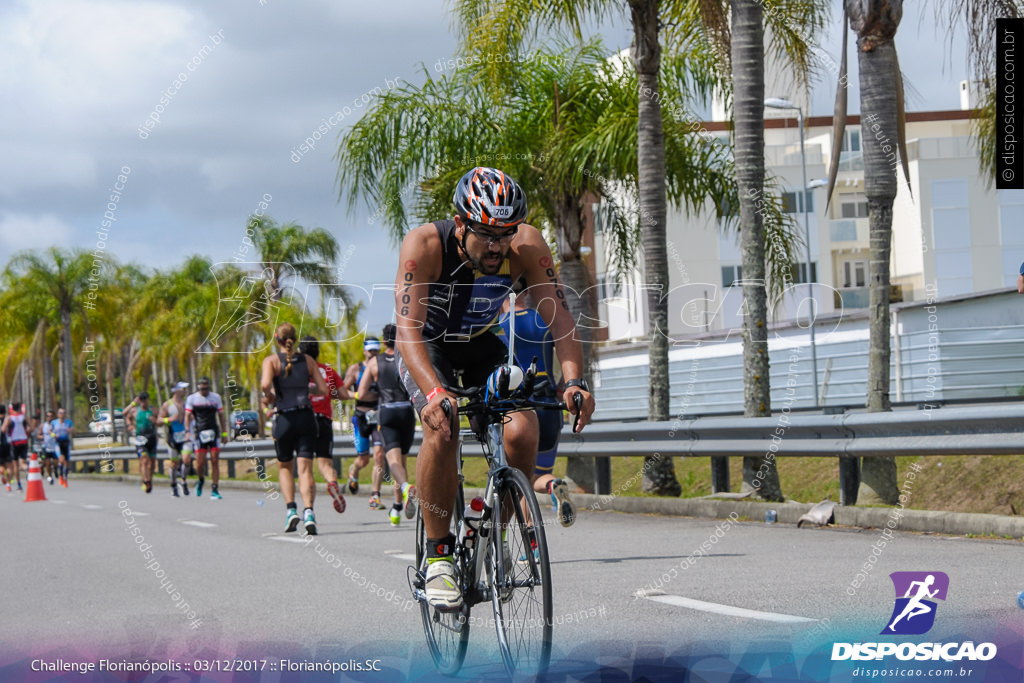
top-left (394, 167), bottom-right (594, 610)
top-left (298, 335), bottom-right (350, 515)
top-left (38, 410), bottom-right (58, 484)
top-left (2, 402), bottom-right (31, 492)
top-left (51, 407), bottom-right (73, 487)
top-left (496, 279), bottom-right (575, 528)
top-left (358, 323), bottom-right (417, 527)
top-left (157, 381), bottom-right (191, 496)
top-left (126, 392), bottom-right (158, 493)
top-left (184, 377), bottom-right (228, 499)
top-left (262, 323), bottom-right (331, 534)
top-left (342, 337), bottom-right (384, 498)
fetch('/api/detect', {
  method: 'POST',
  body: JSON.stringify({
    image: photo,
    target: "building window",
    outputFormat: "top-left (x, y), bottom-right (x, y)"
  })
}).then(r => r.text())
top-left (842, 129), bottom-right (861, 153)
top-left (843, 260), bottom-right (868, 288)
top-left (840, 196), bottom-right (869, 218)
top-left (781, 190), bottom-right (814, 214)
top-left (722, 265), bottom-right (743, 287)
top-left (791, 262), bottom-right (818, 284)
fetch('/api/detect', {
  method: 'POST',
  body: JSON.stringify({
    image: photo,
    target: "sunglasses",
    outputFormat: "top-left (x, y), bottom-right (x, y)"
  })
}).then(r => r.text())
top-left (463, 220), bottom-right (518, 247)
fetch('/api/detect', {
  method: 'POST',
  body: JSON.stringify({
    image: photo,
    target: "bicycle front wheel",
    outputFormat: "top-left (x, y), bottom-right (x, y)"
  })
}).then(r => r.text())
top-left (489, 467), bottom-right (553, 676)
top-left (415, 495), bottom-right (470, 675)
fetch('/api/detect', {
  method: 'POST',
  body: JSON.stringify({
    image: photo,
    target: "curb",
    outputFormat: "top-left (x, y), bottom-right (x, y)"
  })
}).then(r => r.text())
top-left (70, 475), bottom-right (1024, 539)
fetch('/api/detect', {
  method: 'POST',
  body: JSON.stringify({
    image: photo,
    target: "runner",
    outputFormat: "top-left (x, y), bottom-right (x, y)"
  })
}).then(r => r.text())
top-left (184, 377), bottom-right (228, 499)
top-left (51, 407), bottom-right (73, 488)
top-left (342, 337), bottom-right (386, 504)
top-left (2, 402), bottom-right (31, 492)
top-left (0, 405), bottom-right (10, 492)
top-left (298, 335), bottom-right (350, 515)
top-left (394, 166), bottom-right (594, 609)
top-left (38, 410), bottom-right (58, 485)
top-left (157, 381), bottom-right (191, 496)
top-left (261, 323), bottom-right (331, 534)
top-left (125, 392), bottom-right (158, 493)
top-left (358, 323), bottom-right (417, 527)
top-left (496, 279), bottom-right (576, 528)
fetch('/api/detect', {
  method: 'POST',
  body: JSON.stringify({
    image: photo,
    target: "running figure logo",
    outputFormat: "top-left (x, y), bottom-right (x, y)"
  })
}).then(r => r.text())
top-left (881, 571), bottom-right (949, 635)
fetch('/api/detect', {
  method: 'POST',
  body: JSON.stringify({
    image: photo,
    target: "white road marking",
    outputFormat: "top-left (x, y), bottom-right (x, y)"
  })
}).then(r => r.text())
top-left (50, 500), bottom-right (66, 504)
top-left (640, 593), bottom-right (817, 624)
top-left (133, 511), bottom-right (150, 516)
top-left (388, 553), bottom-right (416, 562)
top-left (81, 504), bottom-right (102, 510)
top-left (268, 536), bottom-right (310, 544)
top-left (181, 520), bottom-right (217, 528)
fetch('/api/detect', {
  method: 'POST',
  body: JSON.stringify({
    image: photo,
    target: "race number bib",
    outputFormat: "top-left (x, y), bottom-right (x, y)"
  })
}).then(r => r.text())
top-left (171, 429), bottom-right (188, 445)
top-left (199, 429), bottom-right (217, 444)
top-left (365, 410), bottom-right (378, 426)
top-left (133, 435), bottom-right (148, 447)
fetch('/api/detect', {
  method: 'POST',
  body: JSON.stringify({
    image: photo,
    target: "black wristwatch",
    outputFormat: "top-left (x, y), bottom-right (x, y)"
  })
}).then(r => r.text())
top-left (564, 378), bottom-right (590, 393)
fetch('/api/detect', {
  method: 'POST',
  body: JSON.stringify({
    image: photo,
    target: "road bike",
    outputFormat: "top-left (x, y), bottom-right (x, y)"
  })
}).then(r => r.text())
top-left (408, 318), bottom-right (582, 676)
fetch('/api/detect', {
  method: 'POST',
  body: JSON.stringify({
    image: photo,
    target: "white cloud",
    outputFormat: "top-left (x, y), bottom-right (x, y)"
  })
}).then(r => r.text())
top-left (0, 212), bottom-right (75, 253)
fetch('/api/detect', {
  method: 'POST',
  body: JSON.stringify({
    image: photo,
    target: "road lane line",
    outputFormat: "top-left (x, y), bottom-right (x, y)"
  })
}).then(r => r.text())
top-left (81, 504), bottom-right (102, 510)
top-left (181, 520), bottom-right (217, 528)
top-left (268, 536), bottom-right (310, 544)
top-left (388, 553), bottom-right (416, 562)
top-left (639, 593), bottom-right (817, 624)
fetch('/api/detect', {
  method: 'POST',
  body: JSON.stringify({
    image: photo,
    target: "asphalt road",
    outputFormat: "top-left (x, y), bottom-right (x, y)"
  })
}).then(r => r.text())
top-left (3, 479), bottom-right (1021, 681)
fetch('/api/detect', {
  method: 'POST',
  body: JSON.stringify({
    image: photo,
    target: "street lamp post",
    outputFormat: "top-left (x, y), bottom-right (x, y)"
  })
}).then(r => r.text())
top-left (765, 97), bottom-right (821, 408)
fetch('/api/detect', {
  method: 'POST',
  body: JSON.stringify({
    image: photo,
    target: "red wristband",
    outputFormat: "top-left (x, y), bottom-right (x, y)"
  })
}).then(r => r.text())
top-left (426, 387), bottom-right (446, 403)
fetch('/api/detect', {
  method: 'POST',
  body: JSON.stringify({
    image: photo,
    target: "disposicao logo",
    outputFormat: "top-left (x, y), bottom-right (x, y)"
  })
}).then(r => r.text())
top-left (882, 571), bottom-right (948, 635)
top-left (832, 571), bottom-right (997, 662)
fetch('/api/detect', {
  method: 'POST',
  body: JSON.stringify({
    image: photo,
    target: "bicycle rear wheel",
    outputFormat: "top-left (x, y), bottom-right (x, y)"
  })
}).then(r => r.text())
top-left (415, 490), bottom-right (470, 675)
top-left (489, 467), bottom-right (553, 676)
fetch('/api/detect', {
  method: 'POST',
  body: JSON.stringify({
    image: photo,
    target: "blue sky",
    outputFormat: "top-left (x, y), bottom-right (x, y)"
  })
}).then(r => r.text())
top-left (0, 0), bottom-right (972, 334)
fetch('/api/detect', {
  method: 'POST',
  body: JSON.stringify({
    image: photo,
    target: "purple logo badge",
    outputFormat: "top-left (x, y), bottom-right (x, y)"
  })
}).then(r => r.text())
top-left (881, 571), bottom-right (949, 635)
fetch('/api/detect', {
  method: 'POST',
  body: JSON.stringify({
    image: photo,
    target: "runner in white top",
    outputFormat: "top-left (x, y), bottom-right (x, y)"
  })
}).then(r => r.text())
top-left (158, 381), bottom-right (191, 497)
top-left (184, 378), bottom-right (228, 499)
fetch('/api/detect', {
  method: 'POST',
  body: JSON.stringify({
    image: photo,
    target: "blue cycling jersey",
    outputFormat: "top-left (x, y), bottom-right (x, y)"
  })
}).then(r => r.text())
top-left (495, 307), bottom-right (556, 391)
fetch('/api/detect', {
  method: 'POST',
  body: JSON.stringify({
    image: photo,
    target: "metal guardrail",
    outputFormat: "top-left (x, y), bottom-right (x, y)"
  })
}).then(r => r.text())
top-left (70, 404), bottom-right (1024, 505)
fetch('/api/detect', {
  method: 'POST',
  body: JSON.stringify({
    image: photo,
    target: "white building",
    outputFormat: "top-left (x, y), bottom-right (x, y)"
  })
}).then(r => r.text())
top-left (588, 91), bottom-right (1024, 415)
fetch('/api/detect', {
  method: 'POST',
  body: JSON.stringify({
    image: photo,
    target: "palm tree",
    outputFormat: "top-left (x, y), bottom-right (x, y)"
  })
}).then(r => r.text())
top-left (335, 40), bottom-right (779, 494)
top-left (823, 2), bottom-right (910, 504)
top-left (3, 248), bottom-right (95, 426)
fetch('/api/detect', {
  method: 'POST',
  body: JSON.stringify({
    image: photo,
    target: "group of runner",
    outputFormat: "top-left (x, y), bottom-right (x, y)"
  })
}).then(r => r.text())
top-left (0, 403), bottom-right (73, 492)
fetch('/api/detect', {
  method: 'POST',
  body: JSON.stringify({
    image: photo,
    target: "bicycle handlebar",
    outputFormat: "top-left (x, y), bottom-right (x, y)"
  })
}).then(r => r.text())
top-left (438, 385), bottom-right (585, 435)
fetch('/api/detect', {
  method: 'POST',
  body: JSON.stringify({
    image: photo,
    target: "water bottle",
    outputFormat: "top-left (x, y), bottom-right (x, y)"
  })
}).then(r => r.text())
top-left (460, 497), bottom-right (485, 551)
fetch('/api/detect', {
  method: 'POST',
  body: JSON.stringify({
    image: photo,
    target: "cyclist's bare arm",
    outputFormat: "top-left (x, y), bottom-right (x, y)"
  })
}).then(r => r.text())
top-left (514, 224), bottom-right (595, 431)
top-left (394, 223), bottom-right (453, 439)
top-left (357, 355), bottom-right (378, 399)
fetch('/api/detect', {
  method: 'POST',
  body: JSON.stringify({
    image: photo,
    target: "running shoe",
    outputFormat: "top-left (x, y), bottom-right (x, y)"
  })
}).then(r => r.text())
top-left (172, 484), bottom-right (180, 498)
top-left (16, 482), bottom-right (22, 492)
top-left (402, 483), bottom-right (417, 520)
top-left (518, 547), bottom-right (541, 564)
top-left (145, 481), bottom-right (152, 494)
top-left (424, 559), bottom-right (462, 611)
top-left (347, 474), bottom-right (359, 495)
top-left (61, 477), bottom-right (67, 488)
top-left (181, 481), bottom-right (189, 496)
top-left (5, 483), bottom-right (10, 493)
top-left (549, 478), bottom-right (576, 528)
top-left (327, 481), bottom-right (346, 514)
top-left (369, 493), bottom-right (382, 510)
top-left (211, 489), bottom-right (222, 500)
top-left (47, 476), bottom-right (53, 485)
top-left (285, 508), bottom-right (300, 532)
top-left (304, 509), bottom-right (318, 535)
top-left (389, 507), bottom-right (401, 527)
top-left (195, 479), bottom-right (203, 497)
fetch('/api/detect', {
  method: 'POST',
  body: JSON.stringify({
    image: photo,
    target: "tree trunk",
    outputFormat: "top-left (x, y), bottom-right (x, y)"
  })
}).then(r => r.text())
top-left (733, 0), bottom-right (783, 501)
top-left (630, 0), bottom-right (681, 497)
top-left (60, 305), bottom-right (74, 424)
top-left (554, 194), bottom-right (597, 492)
top-left (106, 351), bottom-right (117, 443)
top-left (851, 0), bottom-right (902, 505)
top-left (151, 359), bottom-right (163, 406)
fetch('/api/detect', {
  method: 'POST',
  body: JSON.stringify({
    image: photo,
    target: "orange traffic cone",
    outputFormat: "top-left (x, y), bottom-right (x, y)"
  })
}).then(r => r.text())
top-left (24, 452), bottom-right (46, 502)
